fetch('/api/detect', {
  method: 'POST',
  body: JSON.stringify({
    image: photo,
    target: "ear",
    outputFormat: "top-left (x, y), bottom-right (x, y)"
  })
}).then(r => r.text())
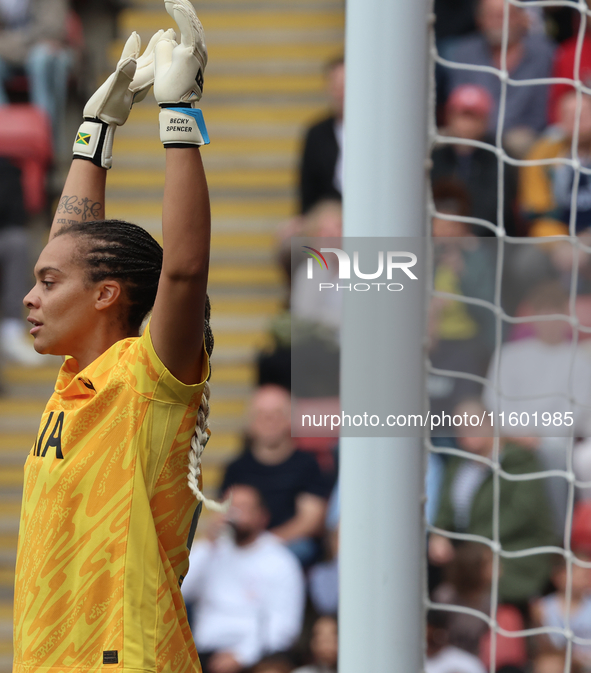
top-left (94, 280), bottom-right (122, 312)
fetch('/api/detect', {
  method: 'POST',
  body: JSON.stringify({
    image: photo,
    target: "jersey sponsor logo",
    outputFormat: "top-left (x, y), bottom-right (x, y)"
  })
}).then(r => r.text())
top-left (34, 411), bottom-right (65, 459)
top-left (76, 132), bottom-right (91, 146)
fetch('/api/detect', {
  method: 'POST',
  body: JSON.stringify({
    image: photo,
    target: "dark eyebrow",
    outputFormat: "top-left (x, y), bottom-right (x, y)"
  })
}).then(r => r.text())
top-left (35, 266), bottom-right (62, 277)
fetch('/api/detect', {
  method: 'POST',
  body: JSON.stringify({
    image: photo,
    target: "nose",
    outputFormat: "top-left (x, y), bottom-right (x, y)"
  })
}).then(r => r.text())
top-left (23, 285), bottom-right (40, 309)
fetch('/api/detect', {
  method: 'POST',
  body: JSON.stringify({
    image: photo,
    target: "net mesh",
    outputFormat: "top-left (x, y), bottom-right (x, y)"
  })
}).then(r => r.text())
top-left (425, 1), bottom-right (591, 671)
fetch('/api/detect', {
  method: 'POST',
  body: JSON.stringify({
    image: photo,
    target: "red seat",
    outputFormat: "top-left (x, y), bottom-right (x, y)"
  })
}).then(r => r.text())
top-left (0, 104), bottom-right (53, 214)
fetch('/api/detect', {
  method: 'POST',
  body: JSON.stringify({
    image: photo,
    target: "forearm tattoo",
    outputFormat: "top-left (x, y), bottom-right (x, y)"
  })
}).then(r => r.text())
top-left (57, 195), bottom-right (102, 222)
top-left (56, 218), bottom-right (84, 226)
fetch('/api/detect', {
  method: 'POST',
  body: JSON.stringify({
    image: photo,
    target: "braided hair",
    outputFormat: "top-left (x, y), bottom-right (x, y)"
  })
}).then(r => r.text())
top-left (56, 219), bottom-right (218, 508)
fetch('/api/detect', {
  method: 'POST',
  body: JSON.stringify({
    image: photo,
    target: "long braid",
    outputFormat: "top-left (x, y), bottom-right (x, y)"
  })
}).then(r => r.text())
top-left (187, 295), bottom-right (227, 511)
top-left (57, 220), bottom-right (220, 508)
top-left (186, 380), bottom-right (226, 511)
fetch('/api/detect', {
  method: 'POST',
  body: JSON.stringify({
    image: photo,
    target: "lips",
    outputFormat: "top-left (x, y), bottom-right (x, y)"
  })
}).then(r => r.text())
top-left (27, 318), bottom-right (43, 335)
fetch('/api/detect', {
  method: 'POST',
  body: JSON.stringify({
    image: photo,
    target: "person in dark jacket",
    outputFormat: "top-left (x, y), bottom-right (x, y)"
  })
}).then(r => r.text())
top-left (429, 399), bottom-right (556, 604)
top-left (432, 83), bottom-right (520, 236)
top-left (299, 57), bottom-right (344, 214)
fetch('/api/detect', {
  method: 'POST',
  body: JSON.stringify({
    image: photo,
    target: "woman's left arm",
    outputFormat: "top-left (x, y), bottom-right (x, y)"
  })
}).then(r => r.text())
top-left (150, 146), bottom-right (210, 385)
top-left (149, 0), bottom-right (211, 385)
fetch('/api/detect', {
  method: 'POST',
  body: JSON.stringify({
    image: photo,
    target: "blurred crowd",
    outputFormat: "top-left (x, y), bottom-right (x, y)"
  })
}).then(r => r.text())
top-left (428, 13), bottom-right (591, 673)
top-left (233, 0), bottom-right (591, 672)
top-left (0, 0), bottom-right (124, 378)
top-left (6, 0), bottom-right (591, 671)
top-left (427, 1), bottom-right (591, 671)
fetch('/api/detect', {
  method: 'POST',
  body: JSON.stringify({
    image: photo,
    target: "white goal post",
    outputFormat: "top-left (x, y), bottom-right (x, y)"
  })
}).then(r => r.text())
top-left (339, 1), bottom-right (431, 673)
top-left (340, 0), bottom-right (591, 671)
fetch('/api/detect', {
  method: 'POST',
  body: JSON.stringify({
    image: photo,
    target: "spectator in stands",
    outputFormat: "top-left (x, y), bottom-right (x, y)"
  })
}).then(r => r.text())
top-left (299, 57), bottom-right (344, 214)
top-left (531, 498), bottom-right (591, 673)
top-left (291, 199), bottom-right (343, 334)
top-left (446, 0), bottom-right (555, 156)
top-left (485, 279), bottom-right (591, 430)
top-left (548, 1), bottom-right (591, 125)
top-left (483, 280), bottom-right (591, 432)
top-left (520, 91), bottom-right (591, 237)
top-left (279, 198), bottom-right (342, 286)
top-left (428, 399), bottom-right (555, 604)
top-left (432, 85), bottom-right (519, 235)
top-left (426, 610), bottom-right (487, 673)
top-left (483, 281), bottom-right (591, 536)
top-left (259, 200), bottom-right (343, 393)
top-left (530, 522), bottom-right (591, 671)
top-left (0, 156), bottom-right (43, 366)
top-left (292, 616), bottom-right (337, 673)
top-left (0, 0), bottom-right (72, 143)
top-left (432, 543), bottom-right (527, 670)
top-left (428, 181), bottom-right (495, 422)
top-left (221, 385), bottom-right (331, 565)
top-left (182, 485), bottom-right (305, 673)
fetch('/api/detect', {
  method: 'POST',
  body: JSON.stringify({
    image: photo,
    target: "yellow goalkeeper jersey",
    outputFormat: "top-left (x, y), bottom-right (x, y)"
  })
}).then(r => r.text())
top-left (13, 324), bottom-right (209, 673)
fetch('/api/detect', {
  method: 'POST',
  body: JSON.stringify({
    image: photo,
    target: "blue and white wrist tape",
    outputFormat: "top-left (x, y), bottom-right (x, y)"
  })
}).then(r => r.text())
top-left (159, 107), bottom-right (210, 147)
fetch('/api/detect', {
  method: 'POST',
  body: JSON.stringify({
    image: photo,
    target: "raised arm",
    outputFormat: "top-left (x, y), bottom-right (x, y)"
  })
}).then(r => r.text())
top-left (150, 147), bottom-right (210, 384)
top-left (50, 29), bottom-right (166, 239)
top-left (50, 161), bottom-right (106, 239)
top-left (149, 0), bottom-right (210, 385)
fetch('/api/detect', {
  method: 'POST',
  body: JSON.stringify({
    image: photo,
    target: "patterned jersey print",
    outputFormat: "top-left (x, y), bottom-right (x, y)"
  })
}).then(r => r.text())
top-left (13, 325), bottom-right (208, 673)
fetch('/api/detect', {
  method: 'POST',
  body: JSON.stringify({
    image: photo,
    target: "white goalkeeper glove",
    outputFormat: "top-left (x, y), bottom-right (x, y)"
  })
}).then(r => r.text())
top-left (73, 29), bottom-right (174, 169)
top-left (154, 0), bottom-right (210, 148)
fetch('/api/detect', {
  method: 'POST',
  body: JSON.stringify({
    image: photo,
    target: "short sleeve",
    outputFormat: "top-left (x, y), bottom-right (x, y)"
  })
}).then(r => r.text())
top-left (123, 321), bottom-right (210, 407)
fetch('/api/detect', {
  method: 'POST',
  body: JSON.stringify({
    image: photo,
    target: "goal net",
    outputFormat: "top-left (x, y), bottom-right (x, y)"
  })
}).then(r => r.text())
top-left (426, 1), bottom-right (591, 672)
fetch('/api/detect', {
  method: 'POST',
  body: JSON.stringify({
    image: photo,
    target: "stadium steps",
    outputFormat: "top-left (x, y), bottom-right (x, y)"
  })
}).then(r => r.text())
top-left (0, 0), bottom-right (343, 668)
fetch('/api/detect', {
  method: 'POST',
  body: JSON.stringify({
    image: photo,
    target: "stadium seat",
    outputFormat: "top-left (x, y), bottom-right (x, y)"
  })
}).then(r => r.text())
top-left (0, 104), bottom-right (53, 214)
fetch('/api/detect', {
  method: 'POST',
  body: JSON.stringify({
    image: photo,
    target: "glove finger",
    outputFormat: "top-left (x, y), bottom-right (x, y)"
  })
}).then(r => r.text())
top-left (131, 29), bottom-right (162, 100)
top-left (119, 31), bottom-right (141, 65)
top-left (163, 27), bottom-right (178, 44)
top-left (117, 56), bottom-right (138, 82)
top-left (84, 65), bottom-right (135, 123)
top-left (165, 0), bottom-right (201, 51)
top-left (154, 34), bottom-right (176, 74)
top-left (137, 29), bottom-right (163, 68)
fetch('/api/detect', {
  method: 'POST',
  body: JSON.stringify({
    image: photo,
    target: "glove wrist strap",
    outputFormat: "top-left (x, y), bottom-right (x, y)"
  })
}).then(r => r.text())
top-left (72, 120), bottom-right (116, 169)
top-left (159, 107), bottom-right (210, 147)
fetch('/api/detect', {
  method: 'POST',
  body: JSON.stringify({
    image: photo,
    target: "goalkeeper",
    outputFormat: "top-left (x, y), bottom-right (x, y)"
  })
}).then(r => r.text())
top-left (13, 2), bottom-right (213, 672)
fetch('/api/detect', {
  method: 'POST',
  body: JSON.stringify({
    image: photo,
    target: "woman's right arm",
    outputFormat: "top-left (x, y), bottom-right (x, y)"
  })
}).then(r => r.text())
top-left (50, 160), bottom-right (106, 239)
top-left (50, 30), bottom-right (164, 239)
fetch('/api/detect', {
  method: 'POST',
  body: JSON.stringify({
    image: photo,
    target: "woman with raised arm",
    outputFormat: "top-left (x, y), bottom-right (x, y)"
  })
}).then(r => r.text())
top-left (12, 3), bottom-right (214, 673)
